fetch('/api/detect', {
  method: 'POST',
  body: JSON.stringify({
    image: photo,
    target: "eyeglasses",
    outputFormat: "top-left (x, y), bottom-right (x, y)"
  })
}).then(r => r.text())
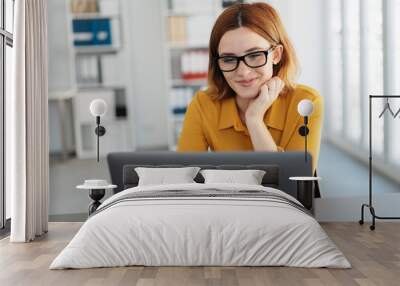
top-left (216, 46), bottom-right (276, 72)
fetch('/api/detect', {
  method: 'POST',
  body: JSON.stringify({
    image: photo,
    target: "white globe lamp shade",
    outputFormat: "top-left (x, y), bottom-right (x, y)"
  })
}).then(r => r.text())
top-left (297, 99), bottom-right (314, 117)
top-left (90, 99), bottom-right (107, 117)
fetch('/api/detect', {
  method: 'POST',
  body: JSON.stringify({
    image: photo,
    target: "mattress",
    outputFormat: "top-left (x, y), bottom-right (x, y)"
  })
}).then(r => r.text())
top-left (50, 183), bottom-right (351, 269)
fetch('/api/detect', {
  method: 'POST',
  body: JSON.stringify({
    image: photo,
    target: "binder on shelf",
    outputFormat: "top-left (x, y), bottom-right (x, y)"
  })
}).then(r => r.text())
top-left (170, 87), bottom-right (194, 115)
top-left (76, 55), bottom-right (99, 85)
top-left (180, 50), bottom-right (208, 80)
top-left (73, 18), bottom-right (112, 47)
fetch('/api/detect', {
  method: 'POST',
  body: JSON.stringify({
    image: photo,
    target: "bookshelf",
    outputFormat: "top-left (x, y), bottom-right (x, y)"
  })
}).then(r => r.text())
top-left (164, 0), bottom-right (223, 150)
top-left (67, 0), bottom-right (132, 158)
top-left (164, 0), bottom-right (245, 149)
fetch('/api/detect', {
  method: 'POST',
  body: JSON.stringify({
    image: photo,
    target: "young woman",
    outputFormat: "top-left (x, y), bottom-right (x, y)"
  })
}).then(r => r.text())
top-left (177, 2), bottom-right (323, 173)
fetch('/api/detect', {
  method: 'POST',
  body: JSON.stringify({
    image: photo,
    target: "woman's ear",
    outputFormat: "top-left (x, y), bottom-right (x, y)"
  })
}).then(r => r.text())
top-left (272, 45), bottom-right (284, 65)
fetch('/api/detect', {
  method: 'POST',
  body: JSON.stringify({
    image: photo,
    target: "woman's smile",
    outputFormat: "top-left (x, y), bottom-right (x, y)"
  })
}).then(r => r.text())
top-left (236, 78), bottom-right (258, 87)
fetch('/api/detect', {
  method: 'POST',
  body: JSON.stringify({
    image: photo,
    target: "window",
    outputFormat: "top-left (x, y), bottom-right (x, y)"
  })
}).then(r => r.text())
top-left (1, 0), bottom-right (14, 230)
top-left (388, 0), bottom-right (400, 165)
top-left (343, 0), bottom-right (361, 142)
top-left (326, 0), bottom-right (400, 176)
top-left (327, 0), bottom-right (343, 134)
top-left (5, 0), bottom-right (13, 33)
top-left (365, 0), bottom-right (384, 155)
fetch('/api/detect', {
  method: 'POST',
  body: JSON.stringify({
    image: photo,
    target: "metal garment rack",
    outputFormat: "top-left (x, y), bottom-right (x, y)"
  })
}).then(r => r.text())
top-left (359, 95), bottom-right (400, 230)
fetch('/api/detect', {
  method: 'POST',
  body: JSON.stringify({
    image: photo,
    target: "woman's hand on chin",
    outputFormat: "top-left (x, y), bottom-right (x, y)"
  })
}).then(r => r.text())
top-left (245, 76), bottom-right (285, 124)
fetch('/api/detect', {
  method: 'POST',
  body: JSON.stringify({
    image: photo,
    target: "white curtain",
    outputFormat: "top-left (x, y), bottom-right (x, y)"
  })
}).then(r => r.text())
top-left (7, 0), bottom-right (49, 242)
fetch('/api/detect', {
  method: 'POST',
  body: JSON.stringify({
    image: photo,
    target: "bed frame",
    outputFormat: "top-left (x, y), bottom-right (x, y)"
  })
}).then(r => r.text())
top-left (107, 151), bottom-right (312, 199)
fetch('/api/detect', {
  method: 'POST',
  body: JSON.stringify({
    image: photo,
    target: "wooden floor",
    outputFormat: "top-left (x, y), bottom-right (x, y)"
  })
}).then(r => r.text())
top-left (0, 222), bottom-right (399, 286)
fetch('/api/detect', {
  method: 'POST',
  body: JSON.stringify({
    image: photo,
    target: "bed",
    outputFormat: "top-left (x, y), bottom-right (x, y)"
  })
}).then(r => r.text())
top-left (50, 151), bottom-right (350, 269)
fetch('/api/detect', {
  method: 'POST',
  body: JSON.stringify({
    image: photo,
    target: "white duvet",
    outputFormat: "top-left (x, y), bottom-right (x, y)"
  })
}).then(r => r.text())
top-left (50, 183), bottom-right (351, 269)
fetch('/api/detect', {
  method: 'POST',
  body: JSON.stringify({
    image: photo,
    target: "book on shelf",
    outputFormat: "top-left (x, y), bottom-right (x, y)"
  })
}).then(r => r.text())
top-left (168, 16), bottom-right (187, 44)
top-left (167, 14), bottom-right (215, 47)
top-left (71, 0), bottom-right (120, 15)
top-left (169, 0), bottom-right (215, 14)
top-left (222, 0), bottom-right (244, 8)
top-left (70, 0), bottom-right (98, 14)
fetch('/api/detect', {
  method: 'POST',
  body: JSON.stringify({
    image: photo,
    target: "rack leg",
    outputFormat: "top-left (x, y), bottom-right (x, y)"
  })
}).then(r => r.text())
top-left (359, 203), bottom-right (376, 230)
top-left (359, 203), bottom-right (368, 225)
top-left (369, 206), bottom-right (376, 231)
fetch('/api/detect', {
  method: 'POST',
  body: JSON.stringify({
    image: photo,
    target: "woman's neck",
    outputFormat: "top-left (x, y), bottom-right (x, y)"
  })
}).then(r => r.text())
top-left (235, 96), bottom-right (251, 123)
top-left (235, 96), bottom-right (250, 113)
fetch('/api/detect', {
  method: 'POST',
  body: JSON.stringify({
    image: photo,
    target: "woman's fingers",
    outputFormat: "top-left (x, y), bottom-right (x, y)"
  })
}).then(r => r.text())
top-left (245, 77), bottom-right (283, 120)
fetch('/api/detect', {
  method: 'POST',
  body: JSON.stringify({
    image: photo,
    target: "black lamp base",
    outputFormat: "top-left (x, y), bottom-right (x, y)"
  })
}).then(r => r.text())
top-left (298, 126), bottom-right (309, 136)
top-left (296, 181), bottom-right (314, 210)
top-left (94, 122), bottom-right (106, 162)
top-left (95, 126), bottom-right (106, 136)
top-left (88, 189), bottom-right (105, 215)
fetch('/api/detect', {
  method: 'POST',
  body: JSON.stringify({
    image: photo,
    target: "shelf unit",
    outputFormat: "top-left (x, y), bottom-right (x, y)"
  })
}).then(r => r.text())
top-left (66, 0), bottom-right (131, 159)
top-left (164, 0), bottom-right (224, 150)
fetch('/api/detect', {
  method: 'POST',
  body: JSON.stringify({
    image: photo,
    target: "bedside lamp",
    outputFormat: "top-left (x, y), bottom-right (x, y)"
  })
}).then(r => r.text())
top-left (296, 99), bottom-right (321, 199)
top-left (291, 100), bottom-right (319, 211)
top-left (297, 99), bottom-right (314, 162)
top-left (90, 99), bottom-right (107, 162)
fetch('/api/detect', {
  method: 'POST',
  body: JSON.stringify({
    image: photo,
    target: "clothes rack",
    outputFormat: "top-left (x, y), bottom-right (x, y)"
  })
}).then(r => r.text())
top-left (359, 95), bottom-right (400, 230)
top-left (378, 97), bottom-right (395, 118)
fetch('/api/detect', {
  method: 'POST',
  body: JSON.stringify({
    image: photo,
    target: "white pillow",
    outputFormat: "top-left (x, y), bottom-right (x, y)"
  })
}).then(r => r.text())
top-left (200, 169), bottom-right (266, 185)
top-left (135, 167), bottom-right (200, 186)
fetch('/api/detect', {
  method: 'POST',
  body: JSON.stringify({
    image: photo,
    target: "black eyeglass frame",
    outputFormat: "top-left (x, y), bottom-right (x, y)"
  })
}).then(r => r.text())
top-left (216, 46), bottom-right (276, 72)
